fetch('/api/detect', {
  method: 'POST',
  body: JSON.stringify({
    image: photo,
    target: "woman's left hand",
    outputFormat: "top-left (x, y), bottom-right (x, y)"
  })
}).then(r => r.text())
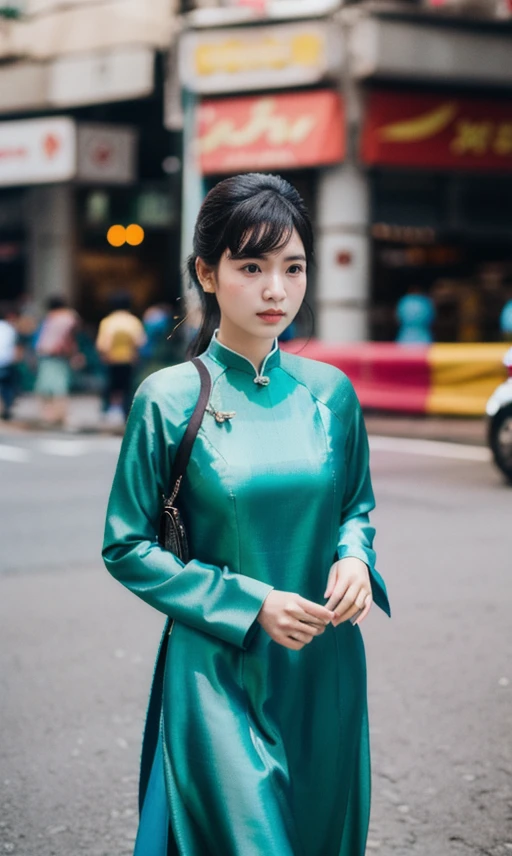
top-left (324, 557), bottom-right (373, 627)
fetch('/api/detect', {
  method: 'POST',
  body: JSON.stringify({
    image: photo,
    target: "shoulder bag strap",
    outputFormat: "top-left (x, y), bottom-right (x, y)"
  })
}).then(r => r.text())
top-left (168, 356), bottom-right (211, 494)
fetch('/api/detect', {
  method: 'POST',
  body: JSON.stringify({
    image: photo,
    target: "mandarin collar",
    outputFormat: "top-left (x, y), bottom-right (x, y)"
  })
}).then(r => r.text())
top-left (205, 328), bottom-right (281, 384)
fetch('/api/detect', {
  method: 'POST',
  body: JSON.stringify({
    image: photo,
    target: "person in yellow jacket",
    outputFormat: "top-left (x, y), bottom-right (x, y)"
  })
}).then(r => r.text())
top-left (96, 292), bottom-right (147, 421)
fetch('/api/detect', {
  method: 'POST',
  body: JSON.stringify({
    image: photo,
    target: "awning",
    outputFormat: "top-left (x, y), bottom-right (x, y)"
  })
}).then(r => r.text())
top-left (197, 90), bottom-right (344, 175)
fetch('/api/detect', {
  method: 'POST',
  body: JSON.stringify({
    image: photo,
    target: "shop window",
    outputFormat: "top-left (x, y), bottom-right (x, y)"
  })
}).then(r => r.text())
top-left (371, 170), bottom-right (446, 229)
top-left (454, 177), bottom-right (512, 233)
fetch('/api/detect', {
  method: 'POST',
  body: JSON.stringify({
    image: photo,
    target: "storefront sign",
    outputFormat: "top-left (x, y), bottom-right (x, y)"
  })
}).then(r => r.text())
top-left (77, 124), bottom-right (137, 184)
top-left (197, 90), bottom-right (344, 174)
top-left (362, 91), bottom-right (512, 171)
top-left (0, 116), bottom-right (137, 186)
top-left (0, 117), bottom-right (76, 186)
top-left (180, 21), bottom-right (343, 94)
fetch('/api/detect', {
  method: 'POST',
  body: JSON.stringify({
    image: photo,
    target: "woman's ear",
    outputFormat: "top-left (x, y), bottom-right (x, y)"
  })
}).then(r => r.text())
top-left (195, 258), bottom-right (216, 293)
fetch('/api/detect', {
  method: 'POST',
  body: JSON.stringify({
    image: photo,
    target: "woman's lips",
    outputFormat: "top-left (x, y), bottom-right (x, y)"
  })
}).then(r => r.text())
top-left (257, 312), bottom-right (286, 324)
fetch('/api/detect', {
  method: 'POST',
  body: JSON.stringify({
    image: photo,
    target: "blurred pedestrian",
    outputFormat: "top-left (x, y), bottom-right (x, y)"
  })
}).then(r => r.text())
top-left (96, 292), bottom-right (146, 422)
top-left (141, 304), bottom-right (171, 361)
top-left (396, 285), bottom-right (435, 344)
top-left (0, 302), bottom-right (19, 421)
top-left (34, 296), bottom-right (80, 427)
top-left (103, 173), bottom-right (390, 856)
top-left (500, 296), bottom-right (512, 341)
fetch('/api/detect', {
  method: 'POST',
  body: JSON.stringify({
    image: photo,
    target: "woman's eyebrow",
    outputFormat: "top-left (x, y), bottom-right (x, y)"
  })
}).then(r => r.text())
top-left (229, 252), bottom-right (307, 262)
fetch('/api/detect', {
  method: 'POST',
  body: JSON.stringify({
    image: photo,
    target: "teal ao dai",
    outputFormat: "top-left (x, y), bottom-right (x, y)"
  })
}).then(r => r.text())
top-left (102, 330), bottom-right (390, 856)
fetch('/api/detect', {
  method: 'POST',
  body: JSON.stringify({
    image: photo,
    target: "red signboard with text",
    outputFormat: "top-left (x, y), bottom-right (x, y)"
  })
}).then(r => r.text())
top-left (362, 91), bottom-right (512, 172)
top-left (197, 90), bottom-right (344, 175)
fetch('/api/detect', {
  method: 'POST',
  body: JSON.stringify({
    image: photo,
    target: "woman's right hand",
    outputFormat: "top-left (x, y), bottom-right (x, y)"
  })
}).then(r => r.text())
top-left (257, 590), bottom-right (335, 651)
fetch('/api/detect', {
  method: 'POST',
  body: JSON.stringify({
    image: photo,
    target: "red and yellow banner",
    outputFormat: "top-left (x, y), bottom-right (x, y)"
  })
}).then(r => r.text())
top-left (197, 90), bottom-right (344, 175)
top-left (282, 341), bottom-right (509, 415)
top-left (362, 91), bottom-right (512, 171)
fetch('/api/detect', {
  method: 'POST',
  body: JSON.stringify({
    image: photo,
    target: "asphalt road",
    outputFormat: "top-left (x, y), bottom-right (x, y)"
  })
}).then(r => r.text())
top-left (0, 430), bottom-right (511, 856)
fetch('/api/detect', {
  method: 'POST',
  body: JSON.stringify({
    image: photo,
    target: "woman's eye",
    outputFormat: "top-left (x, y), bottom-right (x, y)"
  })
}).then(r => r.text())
top-left (288, 264), bottom-right (304, 275)
top-left (242, 264), bottom-right (260, 274)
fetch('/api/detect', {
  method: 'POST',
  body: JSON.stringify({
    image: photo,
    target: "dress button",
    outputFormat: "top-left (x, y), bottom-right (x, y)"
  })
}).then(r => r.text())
top-left (254, 376), bottom-right (270, 386)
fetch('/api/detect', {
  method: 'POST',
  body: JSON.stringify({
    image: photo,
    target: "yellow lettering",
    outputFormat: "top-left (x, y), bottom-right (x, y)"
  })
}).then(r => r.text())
top-left (494, 123), bottom-right (512, 156)
top-left (194, 33), bottom-right (323, 77)
top-left (451, 121), bottom-right (494, 155)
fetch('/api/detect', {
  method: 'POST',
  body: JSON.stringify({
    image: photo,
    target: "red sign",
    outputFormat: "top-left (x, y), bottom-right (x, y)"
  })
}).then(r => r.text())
top-left (197, 90), bottom-right (344, 175)
top-left (362, 91), bottom-right (512, 171)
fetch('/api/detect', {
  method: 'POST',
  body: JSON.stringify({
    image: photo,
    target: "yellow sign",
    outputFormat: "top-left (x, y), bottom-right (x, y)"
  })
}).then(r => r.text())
top-left (180, 22), bottom-right (340, 94)
top-left (195, 33), bottom-right (323, 77)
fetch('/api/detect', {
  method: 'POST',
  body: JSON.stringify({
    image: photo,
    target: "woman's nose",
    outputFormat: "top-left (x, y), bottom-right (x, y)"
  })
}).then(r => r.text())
top-left (265, 273), bottom-right (287, 299)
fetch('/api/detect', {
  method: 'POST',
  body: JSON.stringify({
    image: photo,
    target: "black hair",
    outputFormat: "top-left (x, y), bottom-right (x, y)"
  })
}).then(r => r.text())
top-left (186, 173), bottom-right (314, 357)
top-left (47, 295), bottom-right (67, 311)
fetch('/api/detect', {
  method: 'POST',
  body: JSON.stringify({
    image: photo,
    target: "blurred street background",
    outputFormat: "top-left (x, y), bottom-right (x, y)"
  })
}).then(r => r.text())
top-left (1, 0), bottom-right (512, 853)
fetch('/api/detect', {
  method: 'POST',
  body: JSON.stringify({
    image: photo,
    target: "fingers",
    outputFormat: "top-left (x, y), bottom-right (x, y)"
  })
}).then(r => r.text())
top-left (296, 596), bottom-right (335, 625)
top-left (332, 585), bottom-right (372, 626)
top-left (352, 594), bottom-right (372, 627)
top-left (287, 619), bottom-right (326, 648)
top-left (288, 628), bottom-right (314, 646)
top-left (286, 602), bottom-right (329, 628)
top-left (324, 565), bottom-right (337, 599)
top-left (275, 614), bottom-right (325, 646)
top-left (324, 577), bottom-right (349, 613)
top-left (292, 609), bottom-right (326, 628)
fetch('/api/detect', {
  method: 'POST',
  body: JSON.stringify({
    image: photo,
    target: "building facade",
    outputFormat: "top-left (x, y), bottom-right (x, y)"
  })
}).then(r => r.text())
top-left (176, 1), bottom-right (512, 342)
top-left (0, 0), bottom-right (512, 342)
top-left (0, 0), bottom-right (181, 326)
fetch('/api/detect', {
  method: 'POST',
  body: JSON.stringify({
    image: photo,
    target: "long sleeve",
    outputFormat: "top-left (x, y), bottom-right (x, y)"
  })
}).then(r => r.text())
top-left (102, 375), bottom-right (273, 649)
top-left (337, 386), bottom-right (391, 617)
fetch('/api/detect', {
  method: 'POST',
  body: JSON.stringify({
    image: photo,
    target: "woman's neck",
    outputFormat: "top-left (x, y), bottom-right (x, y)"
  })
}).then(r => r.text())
top-left (216, 325), bottom-right (275, 373)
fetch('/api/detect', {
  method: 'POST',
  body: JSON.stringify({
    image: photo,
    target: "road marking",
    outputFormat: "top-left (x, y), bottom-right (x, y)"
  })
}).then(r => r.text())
top-left (37, 437), bottom-right (121, 457)
top-left (369, 434), bottom-right (491, 462)
top-left (1, 436), bottom-right (121, 462)
top-left (0, 434), bottom-right (489, 464)
top-left (37, 439), bottom-right (91, 457)
top-left (0, 444), bottom-right (31, 463)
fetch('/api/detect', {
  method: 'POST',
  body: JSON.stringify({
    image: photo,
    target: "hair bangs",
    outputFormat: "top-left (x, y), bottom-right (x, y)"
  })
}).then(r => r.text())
top-left (224, 192), bottom-right (296, 260)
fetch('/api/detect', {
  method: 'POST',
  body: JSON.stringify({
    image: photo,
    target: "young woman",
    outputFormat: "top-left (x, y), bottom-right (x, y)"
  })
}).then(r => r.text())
top-left (103, 173), bottom-right (390, 856)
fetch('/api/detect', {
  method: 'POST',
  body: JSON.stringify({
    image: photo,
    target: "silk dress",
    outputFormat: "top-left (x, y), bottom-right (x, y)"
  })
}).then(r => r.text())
top-left (102, 329), bottom-right (391, 856)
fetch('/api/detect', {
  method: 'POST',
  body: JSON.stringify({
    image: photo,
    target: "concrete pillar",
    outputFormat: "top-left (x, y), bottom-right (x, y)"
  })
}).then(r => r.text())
top-left (181, 90), bottom-right (205, 272)
top-left (26, 184), bottom-right (75, 309)
top-left (315, 162), bottom-right (371, 342)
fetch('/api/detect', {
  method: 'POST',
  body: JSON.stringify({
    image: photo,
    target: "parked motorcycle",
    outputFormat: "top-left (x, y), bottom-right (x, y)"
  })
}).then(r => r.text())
top-left (487, 347), bottom-right (512, 482)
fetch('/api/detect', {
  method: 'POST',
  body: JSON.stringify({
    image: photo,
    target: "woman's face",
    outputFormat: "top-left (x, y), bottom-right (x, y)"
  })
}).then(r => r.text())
top-left (196, 228), bottom-right (307, 345)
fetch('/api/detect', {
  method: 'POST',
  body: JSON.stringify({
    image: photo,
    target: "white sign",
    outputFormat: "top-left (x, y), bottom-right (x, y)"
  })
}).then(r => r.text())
top-left (49, 46), bottom-right (154, 108)
top-left (0, 116), bottom-right (137, 186)
top-left (0, 117), bottom-right (76, 186)
top-left (77, 123), bottom-right (137, 184)
top-left (179, 20), bottom-right (343, 95)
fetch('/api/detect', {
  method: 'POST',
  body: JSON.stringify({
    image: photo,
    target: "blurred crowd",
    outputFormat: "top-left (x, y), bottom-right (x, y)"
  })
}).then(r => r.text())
top-left (0, 293), bottom-right (191, 428)
top-left (1, 286), bottom-right (511, 427)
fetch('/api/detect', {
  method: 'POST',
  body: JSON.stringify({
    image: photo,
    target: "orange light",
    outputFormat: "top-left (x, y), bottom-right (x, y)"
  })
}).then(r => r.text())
top-left (107, 225), bottom-right (126, 247)
top-left (125, 224), bottom-right (145, 246)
